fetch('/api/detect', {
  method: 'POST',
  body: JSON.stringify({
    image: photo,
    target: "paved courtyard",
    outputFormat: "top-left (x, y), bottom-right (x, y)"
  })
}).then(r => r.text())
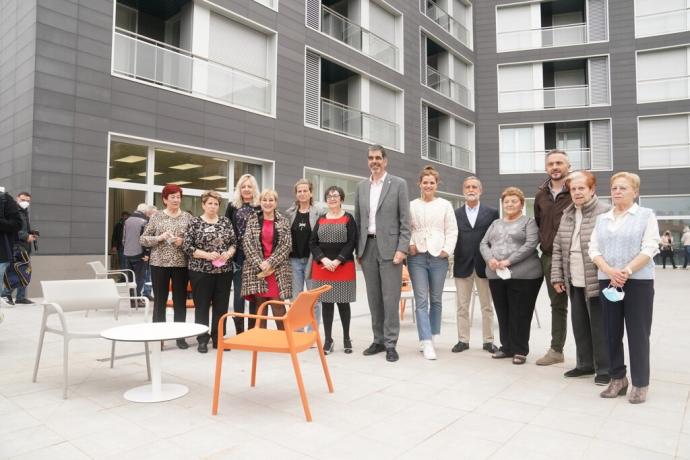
top-left (0, 269), bottom-right (688, 459)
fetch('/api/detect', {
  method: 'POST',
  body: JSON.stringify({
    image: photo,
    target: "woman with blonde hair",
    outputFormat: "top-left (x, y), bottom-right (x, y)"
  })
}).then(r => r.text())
top-left (241, 189), bottom-right (293, 329)
top-left (225, 174), bottom-right (261, 333)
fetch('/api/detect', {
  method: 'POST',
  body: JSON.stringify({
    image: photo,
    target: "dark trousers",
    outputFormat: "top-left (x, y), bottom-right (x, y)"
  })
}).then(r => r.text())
top-left (189, 270), bottom-right (233, 345)
top-left (322, 302), bottom-right (351, 342)
top-left (125, 254), bottom-right (146, 296)
top-left (489, 278), bottom-right (543, 356)
top-left (541, 253), bottom-right (569, 353)
top-left (684, 246), bottom-right (690, 269)
top-left (150, 265), bottom-right (188, 323)
top-left (660, 249), bottom-right (676, 268)
top-left (569, 286), bottom-right (608, 376)
top-left (600, 279), bottom-right (654, 387)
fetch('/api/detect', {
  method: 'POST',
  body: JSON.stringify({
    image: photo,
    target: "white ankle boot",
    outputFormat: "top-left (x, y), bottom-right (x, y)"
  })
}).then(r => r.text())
top-left (421, 340), bottom-right (437, 360)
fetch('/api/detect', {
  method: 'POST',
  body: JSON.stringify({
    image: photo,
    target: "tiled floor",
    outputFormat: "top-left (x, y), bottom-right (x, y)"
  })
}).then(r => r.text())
top-left (0, 269), bottom-right (688, 459)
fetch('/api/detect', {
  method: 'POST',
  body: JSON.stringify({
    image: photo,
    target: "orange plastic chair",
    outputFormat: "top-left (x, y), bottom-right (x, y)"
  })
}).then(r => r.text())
top-left (212, 285), bottom-right (334, 422)
top-left (166, 280), bottom-right (194, 309)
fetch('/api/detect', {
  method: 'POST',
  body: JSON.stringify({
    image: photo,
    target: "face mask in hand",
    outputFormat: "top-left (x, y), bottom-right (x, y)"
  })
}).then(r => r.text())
top-left (602, 285), bottom-right (625, 302)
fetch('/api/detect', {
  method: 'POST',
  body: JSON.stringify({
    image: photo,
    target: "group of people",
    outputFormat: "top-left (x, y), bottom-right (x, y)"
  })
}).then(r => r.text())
top-left (114, 144), bottom-right (660, 405)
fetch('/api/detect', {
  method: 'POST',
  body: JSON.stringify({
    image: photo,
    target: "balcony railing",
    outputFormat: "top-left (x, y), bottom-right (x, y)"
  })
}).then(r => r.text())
top-left (637, 75), bottom-right (690, 103)
top-left (500, 148), bottom-right (592, 173)
top-left (112, 28), bottom-right (272, 114)
top-left (636, 7), bottom-right (690, 37)
top-left (499, 85), bottom-right (590, 112)
top-left (639, 143), bottom-right (690, 168)
top-left (426, 65), bottom-right (472, 108)
top-left (320, 98), bottom-right (399, 149)
top-left (423, 0), bottom-right (471, 47)
top-left (321, 5), bottom-right (398, 69)
top-left (497, 23), bottom-right (588, 52)
top-left (426, 136), bottom-right (472, 170)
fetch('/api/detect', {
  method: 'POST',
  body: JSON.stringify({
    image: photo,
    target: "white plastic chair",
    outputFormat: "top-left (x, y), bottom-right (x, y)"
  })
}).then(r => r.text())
top-left (87, 260), bottom-right (138, 318)
top-left (33, 279), bottom-right (151, 399)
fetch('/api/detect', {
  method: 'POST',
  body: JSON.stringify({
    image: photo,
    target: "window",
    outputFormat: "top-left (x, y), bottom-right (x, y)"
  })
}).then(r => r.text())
top-left (637, 47), bottom-right (690, 103)
top-left (305, 168), bottom-right (364, 211)
top-left (635, 0), bottom-right (690, 37)
top-left (638, 114), bottom-right (690, 168)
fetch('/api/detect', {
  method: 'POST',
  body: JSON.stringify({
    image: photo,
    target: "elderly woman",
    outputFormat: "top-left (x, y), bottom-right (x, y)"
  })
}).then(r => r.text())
top-left (480, 187), bottom-right (542, 365)
top-left (225, 174), bottom-right (261, 334)
top-left (551, 171), bottom-right (610, 385)
top-left (241, 189), bottom-right (292, 330)
top-left (310, 185), bottom-right (358, 354)
top-left (285, 179), bottom-right (325, 331)
top-left (589, 172), bottom-right (660, 404)
top-left (183, 191), bottom-right (236, 353)
top-left (140, 184), bottom-right (193, 349)
top-left (408, 165), bottom-right (458, 360)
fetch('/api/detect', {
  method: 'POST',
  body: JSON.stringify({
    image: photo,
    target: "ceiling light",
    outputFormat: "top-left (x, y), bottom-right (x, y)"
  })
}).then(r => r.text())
top-left (115, 155), bottom-right (147, 163)
top-left (137, 172), bottom-right (163, 176)
top-left (199, 175), bottom-right (227, 181)
top-left (212, 157), bottom-right (228, 162)
top-left (110, 177), bottom-right (132, 182)
top-left (156, 148), bottom-right (176, 153)
top-left (170, 163), bottom-right (202, 170)
top-left (169, 181), bottom-right (192, 185)
top-left (215, 187), bottom-right (227, 191)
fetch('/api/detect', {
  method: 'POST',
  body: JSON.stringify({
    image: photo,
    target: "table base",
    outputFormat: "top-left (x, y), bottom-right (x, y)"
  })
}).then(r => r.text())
top-left (124, 383), bottom-right (189, 403)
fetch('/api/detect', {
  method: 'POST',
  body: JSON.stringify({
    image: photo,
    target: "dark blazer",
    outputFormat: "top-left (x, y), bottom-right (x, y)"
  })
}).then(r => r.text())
top-left (453, 203), bottom-right (499, 278)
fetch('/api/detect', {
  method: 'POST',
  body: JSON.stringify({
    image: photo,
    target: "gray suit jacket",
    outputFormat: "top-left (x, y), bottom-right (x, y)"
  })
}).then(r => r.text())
top-left (354, 173), bottom-right (411, 259)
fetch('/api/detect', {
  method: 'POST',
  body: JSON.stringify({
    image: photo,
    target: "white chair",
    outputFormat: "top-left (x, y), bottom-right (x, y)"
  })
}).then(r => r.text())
top-left (33, 279), bottom-right (150, 399)
top-left (87, 260), bottom-right (138, 318)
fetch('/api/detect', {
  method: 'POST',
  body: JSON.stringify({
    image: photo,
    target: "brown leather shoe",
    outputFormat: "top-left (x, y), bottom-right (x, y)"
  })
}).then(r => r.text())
top-left (535, 348), bottom-right (564, 366)
top-left (628, 385), bottom-right (648, 404)
top-left (600, 376), bottom-right (629, 398)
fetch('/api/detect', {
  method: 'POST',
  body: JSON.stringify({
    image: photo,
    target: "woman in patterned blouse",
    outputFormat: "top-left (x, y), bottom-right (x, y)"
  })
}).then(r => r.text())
top-left (241, 189), bottom-right (292, 330)
top-left (140, 184), bottom-right (193, 349)
top-left (183, 191), bottom-right (236, 353)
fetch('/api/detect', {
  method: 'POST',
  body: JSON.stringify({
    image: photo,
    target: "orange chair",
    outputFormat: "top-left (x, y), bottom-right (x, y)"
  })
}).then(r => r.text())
top-left (166, 281), bottom-right (194, 309)
top-left (212, 285), bottom-right (334, 422)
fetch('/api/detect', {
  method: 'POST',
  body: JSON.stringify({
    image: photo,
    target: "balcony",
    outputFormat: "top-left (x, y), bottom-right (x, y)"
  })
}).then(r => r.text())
top-left (426, 66), bottom-right (472, 108)
top-left (321, 5), bottom-right (398, 69)
top-left (636, 7), bottom-right (690, 37)
top-left (112, 28), bottom-right (271, 114)
top-left (320, 98), bottom-right (399, 149)
top-left (501, 148), bottom-right (592, 173)
top-left (423, 0), bottom-right (471, 47)
top-left (425, 136), bottom-right (472, 170)
top-left (497, 23), bottom-right (588, 52)
top-left (499, 85), bottom-right (590, 112)
top-left (637, 75), bottom-right (690, 103)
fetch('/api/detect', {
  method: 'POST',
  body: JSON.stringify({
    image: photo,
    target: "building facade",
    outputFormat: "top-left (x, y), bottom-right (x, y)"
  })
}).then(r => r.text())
top-left (0, 0), bottom-right (688, 286)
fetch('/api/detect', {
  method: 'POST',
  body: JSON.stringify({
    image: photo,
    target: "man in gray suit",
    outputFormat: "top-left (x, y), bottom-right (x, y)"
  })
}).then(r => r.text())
top-left (355, 145), bottom-right (411, 362)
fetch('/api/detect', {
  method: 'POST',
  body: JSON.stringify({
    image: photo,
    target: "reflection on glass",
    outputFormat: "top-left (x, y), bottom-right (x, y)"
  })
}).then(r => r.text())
top-left (154, 149), bottom-right (229, 191)
top-left (640, 196), bottom-right (690, 217)
top-left (109, 141), bottom-right (148, 184)
top-left (234, 161), bottom-right (263, 190)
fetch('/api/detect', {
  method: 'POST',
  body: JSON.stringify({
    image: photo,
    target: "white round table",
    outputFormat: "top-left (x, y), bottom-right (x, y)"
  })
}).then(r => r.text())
top-left (101, 322), bottom-right (208, 403)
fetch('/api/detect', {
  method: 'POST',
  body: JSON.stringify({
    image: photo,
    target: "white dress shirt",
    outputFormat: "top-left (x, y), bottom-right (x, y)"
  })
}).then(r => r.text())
top-left (588, 203), bottom-right (660, 261)
top-left (409, 197), bottom-right (458, 257)
top-left (367, 172), bottom-right (387, 235)
top-left (465, 203), bottom-right (480, 228)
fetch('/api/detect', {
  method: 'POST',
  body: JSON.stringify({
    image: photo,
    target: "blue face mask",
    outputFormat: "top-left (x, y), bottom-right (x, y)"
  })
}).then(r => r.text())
top-left (602, 285), bottom-right (625, 303)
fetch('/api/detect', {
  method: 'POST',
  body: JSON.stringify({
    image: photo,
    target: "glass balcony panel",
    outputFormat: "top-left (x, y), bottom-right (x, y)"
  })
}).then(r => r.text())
top-left (424, 0), bottom-right (471, 47)
top-left (639, 144), bottom-right (690, 168)
top-left (426, 136), bottom-right (472, 170)
top-left (426, 66), bottom-right (472, 107)
top-left (636, 8), bottom-right (690, 37)
top-left (638, 76), bottom-right (690, 103)
top-left (501, 148), bottom-right (591, 173)
top-left (320, 98), bottom-right (399, 149)
top-left (500, 85), bottom-right (589, 111)
top-left (497, 23), bottom-right (587, 52)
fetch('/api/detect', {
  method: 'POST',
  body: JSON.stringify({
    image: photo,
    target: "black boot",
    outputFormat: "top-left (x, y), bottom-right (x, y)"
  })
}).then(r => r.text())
top-left (343, 338), bottom-right (352, 354)
top-left (176, 339), bottom-right (189, 349)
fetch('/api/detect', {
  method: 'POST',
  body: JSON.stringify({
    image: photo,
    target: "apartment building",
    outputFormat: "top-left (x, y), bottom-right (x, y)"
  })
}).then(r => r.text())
top-left (0, 0), bottom-right (688, 281)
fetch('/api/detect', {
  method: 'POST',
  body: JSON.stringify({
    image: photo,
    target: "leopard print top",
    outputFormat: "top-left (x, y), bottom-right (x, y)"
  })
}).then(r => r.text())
top-left (140, 210), bottom-right (193, 267)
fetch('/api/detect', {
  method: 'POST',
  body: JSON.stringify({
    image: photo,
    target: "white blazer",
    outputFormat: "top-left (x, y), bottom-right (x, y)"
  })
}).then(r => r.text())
top-left (409, 197), bottom-right (458, 257)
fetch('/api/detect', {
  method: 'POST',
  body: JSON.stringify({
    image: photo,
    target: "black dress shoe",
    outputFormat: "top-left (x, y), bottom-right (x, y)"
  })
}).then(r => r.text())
top-left (594, 374), bottom-right (611, 386)
top-left (14, 298), bottom-right (33, 305)
top-left (197, 342), bottom-right (208, 353)
top-left (451, 341), bottom-right (469, 353)
top-left (482, 342), bottom-right (498, 353)
top-left (564, 368), bottom-right (595, 378)
top-left (385, 347), bottom-right (399, 362)
top-left (362, 343), bottom-right (386, 356)
top-left (176, 339), bottom-right (189, 349)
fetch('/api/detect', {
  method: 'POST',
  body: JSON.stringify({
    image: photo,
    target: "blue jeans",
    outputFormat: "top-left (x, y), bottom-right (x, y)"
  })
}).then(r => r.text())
top-left (0, 262), bottom-right (11, 298)
top-left (408, 253), bottom-right (449, 341)
top-left (290, 257), bottom-right (321, 331)
top-left (2, 284), bottom-right (27, 300)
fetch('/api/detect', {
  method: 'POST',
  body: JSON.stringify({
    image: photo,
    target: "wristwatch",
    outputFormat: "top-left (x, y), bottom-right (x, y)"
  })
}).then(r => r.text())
top-left (624, 266), bottom-right (633, 276)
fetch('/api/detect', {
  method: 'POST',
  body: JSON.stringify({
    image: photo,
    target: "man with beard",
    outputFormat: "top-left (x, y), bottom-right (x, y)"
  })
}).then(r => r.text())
top-left (534, 150), bottom-right (572, 366)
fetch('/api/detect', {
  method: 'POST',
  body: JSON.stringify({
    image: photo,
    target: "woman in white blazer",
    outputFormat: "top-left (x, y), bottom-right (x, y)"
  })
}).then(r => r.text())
top-left (408, 166), bottom-right (458, 360)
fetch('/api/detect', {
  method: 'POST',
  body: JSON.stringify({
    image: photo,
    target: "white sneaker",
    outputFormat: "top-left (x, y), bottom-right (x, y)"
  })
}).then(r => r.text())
top-left (421, 340), bottom-right (437, 360)
top-left (418, 341), bottom-right (425, 352)
top-left (432, 334), bottom-right (441, 345)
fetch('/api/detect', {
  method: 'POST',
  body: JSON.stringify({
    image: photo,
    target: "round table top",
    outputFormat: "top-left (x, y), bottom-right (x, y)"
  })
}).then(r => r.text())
top-left (101, 322), bottom-right (209, 342)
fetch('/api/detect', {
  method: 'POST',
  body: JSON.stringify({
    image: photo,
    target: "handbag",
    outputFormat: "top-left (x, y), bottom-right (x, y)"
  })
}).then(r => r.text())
top-left (3, 247), bottom-right (31, 290)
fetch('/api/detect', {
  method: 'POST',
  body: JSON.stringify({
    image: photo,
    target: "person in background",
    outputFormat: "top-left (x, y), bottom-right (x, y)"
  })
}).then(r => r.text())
top-left (0, 189), bottom-right (22, 309)
top-left (241, 189), bottom-right (292, 330)
top-left (590, 172), bottom-right (660, 404)
top-left (141, 205), bottom-right (157, 300)
top-left (452, 176), bottom-right (499, 354)
top-left (551, 171), bottom-right (610, 386)
top-left (408, 166), bottom-right (458, 360)
top-left (310, 185), bottom-right (357, 354)
top-left (111, 211), bottom-right (129, 270)
top-left (285, 179), bottom-right (325, 332)
top-left (534, 150), bottom-right (572, 366)
top-left (225, 174), bottom-right (261, 334)
top-left (140, 184), bottom-right (193, 349)
top-left (183, 191), bottom-right (236, 353)
top-left (659, 230), bottom-right (676, 269)
top-left (1, 192), bottom-right (37, 305)
top-left (682, 226), bottom-right (690, 269)
top-left (122, 204), bottom-right (149, 301)
top-left (480, 187), bottom-right (543, 365)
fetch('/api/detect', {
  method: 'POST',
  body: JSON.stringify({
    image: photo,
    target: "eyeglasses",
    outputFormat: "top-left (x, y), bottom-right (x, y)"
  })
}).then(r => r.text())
top-left (326, 195), bottom-right (341, 201)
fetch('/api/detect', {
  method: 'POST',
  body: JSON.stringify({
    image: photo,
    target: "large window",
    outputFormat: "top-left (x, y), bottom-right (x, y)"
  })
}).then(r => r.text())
top-left (637, 47), bottom-right (690, 103)
top-left (638, 114), bottom-right (690, 169)
top-left (635, 0), bottom-right (690, 37)
top-left (640, 195), bottom-right (690, 265)
top-left (304, 168), bottom-right (365, 211)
